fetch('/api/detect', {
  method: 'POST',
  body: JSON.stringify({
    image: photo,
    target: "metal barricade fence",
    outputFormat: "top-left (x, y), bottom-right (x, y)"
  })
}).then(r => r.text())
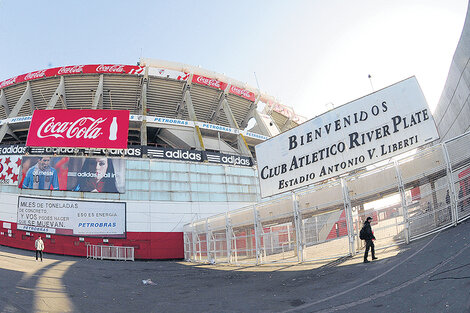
top-left (87, 244), bottom-right (134, 261)
top-left (183, 132), bottom-right (470, 265)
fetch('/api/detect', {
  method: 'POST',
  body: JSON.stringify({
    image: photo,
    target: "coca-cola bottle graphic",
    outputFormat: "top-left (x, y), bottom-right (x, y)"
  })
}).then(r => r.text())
top-left (109, 117), bottom-right (118, 140)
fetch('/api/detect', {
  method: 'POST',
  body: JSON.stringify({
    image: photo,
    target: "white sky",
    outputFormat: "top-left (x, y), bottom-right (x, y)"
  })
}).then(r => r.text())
top-left (0, 0), bottom-right (468, 119)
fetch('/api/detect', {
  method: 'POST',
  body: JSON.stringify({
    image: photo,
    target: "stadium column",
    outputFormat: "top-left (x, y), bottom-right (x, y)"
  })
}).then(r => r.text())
top-left (140, 66), bottom-right (149, 146)
top-left (0, 82), bottom-right (34, 143)
top-left (180, 74), bottom-right (205, 151)
top-left (91, 74), bottom-right (104, 109)
top-left (220, 88), bottom-right (252, 157)
top-left (0, 89), bottom-right (10, 116)
top-left (46, 76), bottom-right (67, 109)
top-left (239, 93), bottom-right (260, 130)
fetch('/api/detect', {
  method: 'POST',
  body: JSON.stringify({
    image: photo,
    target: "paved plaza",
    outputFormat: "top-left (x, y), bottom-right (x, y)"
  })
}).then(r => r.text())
top-left (1, 220), bottom-right (470, 312)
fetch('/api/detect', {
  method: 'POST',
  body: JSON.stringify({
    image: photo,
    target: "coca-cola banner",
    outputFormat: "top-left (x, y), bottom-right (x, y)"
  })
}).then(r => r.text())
top-left (17, 196), bottom-right (126, 237)
top-left (192, 75), bottom-right (228, 90)
top-left (20, 156), bottom-right (126, 193)
top-left (0, 64), bottom-right (144, 89)
top-left (26, 109), bottom-right (129, 149)
top-left (229, 85), bottom-right (256, 102)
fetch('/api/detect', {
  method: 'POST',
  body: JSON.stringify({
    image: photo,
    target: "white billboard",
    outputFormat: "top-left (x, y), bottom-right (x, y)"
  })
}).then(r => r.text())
top-left (255, 77), bottom-right (439, 198)
top-left (17, 196), bottom-right (126, 237)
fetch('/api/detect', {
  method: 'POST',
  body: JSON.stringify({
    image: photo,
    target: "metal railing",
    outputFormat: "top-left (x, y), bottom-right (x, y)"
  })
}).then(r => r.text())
top-left (87, 244), bottom-right (134, 261)
top-left (184, 131), bottom-right (470, 265)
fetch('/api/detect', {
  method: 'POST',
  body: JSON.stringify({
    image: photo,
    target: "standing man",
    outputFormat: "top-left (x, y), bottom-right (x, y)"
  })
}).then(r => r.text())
top-left (22, 157), bottom-right (59, 190)
top-left (35, 236), bottom-right (44, 262)
top-left (362, 216), bottom-right (377, 263)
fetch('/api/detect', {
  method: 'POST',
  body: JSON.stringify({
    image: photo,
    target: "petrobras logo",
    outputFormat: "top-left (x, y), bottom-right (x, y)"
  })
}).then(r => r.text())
top-left (58, 65), bottom-right (84, 75)
top-left (165, 149), bottom-right (202, 161)
top-left (24, 70), bottom-right (47, 80)
top-left (37, 117), bottom-right (106, 140)
top-left (96, 64), bottom-right (125, 73)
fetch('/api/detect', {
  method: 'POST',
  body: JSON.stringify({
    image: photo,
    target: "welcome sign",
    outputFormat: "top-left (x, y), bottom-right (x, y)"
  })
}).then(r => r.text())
top-left (255, 77), bottom-right (440, 198)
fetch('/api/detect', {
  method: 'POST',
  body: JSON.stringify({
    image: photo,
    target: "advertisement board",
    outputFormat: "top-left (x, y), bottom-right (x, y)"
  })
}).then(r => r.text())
top-left (255, 77), bottom-right (440, 198)
top-left (145, 147), bottom-right (253, 167)
top-left (0, 145), bottom-right (26, 185)
top-left (0, 64), bottom-right (145, 89)
top-left (28, 145), bottom-right (143, 158)
top-left (26, 109), bottom-right (129, 149)
top-left (20, 156), bottom-right (126, 193)
top-left (17, 196), bottom-right (126, 237)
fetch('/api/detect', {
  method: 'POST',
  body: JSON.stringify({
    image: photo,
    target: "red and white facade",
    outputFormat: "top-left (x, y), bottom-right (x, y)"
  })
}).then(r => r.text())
top-left (0, 59), bottom-right (305, 259)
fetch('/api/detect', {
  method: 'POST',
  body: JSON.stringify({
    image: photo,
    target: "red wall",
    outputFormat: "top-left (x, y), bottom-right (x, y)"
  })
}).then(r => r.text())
top-left (0, 220), bottom-right (184, 260)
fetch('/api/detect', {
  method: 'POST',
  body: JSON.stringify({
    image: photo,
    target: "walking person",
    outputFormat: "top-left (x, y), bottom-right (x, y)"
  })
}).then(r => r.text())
top-left (35, 236), bottom-right (44, 262)
top-left (361, 216), bottom-right (377, 263)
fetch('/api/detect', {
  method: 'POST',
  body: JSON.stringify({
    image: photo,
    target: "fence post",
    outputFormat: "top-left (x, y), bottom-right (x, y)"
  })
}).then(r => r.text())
top-left (341, 178), bottom-right (355, 256)
top-left (253, 205), bottom-right (262, 265)
top-left (191, 228), bottom-right (197, 262)
top-left (205, 218), bottom-right (212, 263)
top-left (442, 143), bottom-right (458, 226)
top-left (292, 192), bottom-right (303, 263)
top-left (225, 212), bottom-right (233, 264)
top-left (394, 160), bottom-right (410, 244)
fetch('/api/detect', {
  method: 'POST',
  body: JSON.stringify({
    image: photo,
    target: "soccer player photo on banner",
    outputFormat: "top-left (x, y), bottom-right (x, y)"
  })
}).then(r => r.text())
top-left (19, 156), bottom-right (125, 193)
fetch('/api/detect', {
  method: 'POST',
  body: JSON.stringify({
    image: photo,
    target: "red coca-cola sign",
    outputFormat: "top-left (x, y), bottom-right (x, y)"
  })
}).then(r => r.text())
top-left (26, 110), bottom-right (129, 149)
top-left (229, 85), bottom-right (256, 101)
top-left (0, 64), bottom-right (145, 89)
top-left (192, 75), bottom-right (228, 90)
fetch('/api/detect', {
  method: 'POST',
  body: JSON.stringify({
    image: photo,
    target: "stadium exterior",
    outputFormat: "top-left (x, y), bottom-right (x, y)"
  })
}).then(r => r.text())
top-left (0, 59), bottom-right (305, 259)
top-left (184, 3), bottom-right (470, 265)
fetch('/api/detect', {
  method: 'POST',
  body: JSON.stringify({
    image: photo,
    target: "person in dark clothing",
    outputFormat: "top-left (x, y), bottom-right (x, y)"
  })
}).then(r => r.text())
top-left (362, 216), bottom-right (377, 263)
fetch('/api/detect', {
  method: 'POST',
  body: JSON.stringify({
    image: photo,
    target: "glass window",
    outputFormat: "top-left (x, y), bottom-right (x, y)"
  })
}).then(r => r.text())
top-left (127, 160), bottom-right (149, 170)
top-left (150, 191), bottom-right (171, 201)
top-left (150, 171), bottom-right (171, 181)
top-left (127, 170), bottom-right (149, 180)
top-left (172, 191), bottom-right (191, 201)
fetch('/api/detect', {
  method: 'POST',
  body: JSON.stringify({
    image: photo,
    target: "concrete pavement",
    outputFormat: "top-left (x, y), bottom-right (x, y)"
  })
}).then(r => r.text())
top-left (1, 220), bottom-right (470, 312)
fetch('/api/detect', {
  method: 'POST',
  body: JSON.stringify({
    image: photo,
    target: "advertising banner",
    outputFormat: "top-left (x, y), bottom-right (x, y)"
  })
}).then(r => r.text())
top-left (145, 147), bottom-right (253, 167)
top-left (28, 145), bottom-right (143, 158)
top-left (255, 77), bottom-right (440, 198)
top-left (0, 155), bottom-right (22, 185)
top-left (20, 156), bottom-right (126, 193)
top-left (146, 147), bottom-right (204, 162)
top-left (205, 152), bottom-right (253, 167)
top-left (26, 109), bottom-right (129, 149)
top-left (192, 74), bottom-right (228, 90)
top-left (229, 85), bottom-right (256, 102)
top-left (17, 196), bottom-right (126, 237)
top-left (0, 64), bottom-right (145, 89)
